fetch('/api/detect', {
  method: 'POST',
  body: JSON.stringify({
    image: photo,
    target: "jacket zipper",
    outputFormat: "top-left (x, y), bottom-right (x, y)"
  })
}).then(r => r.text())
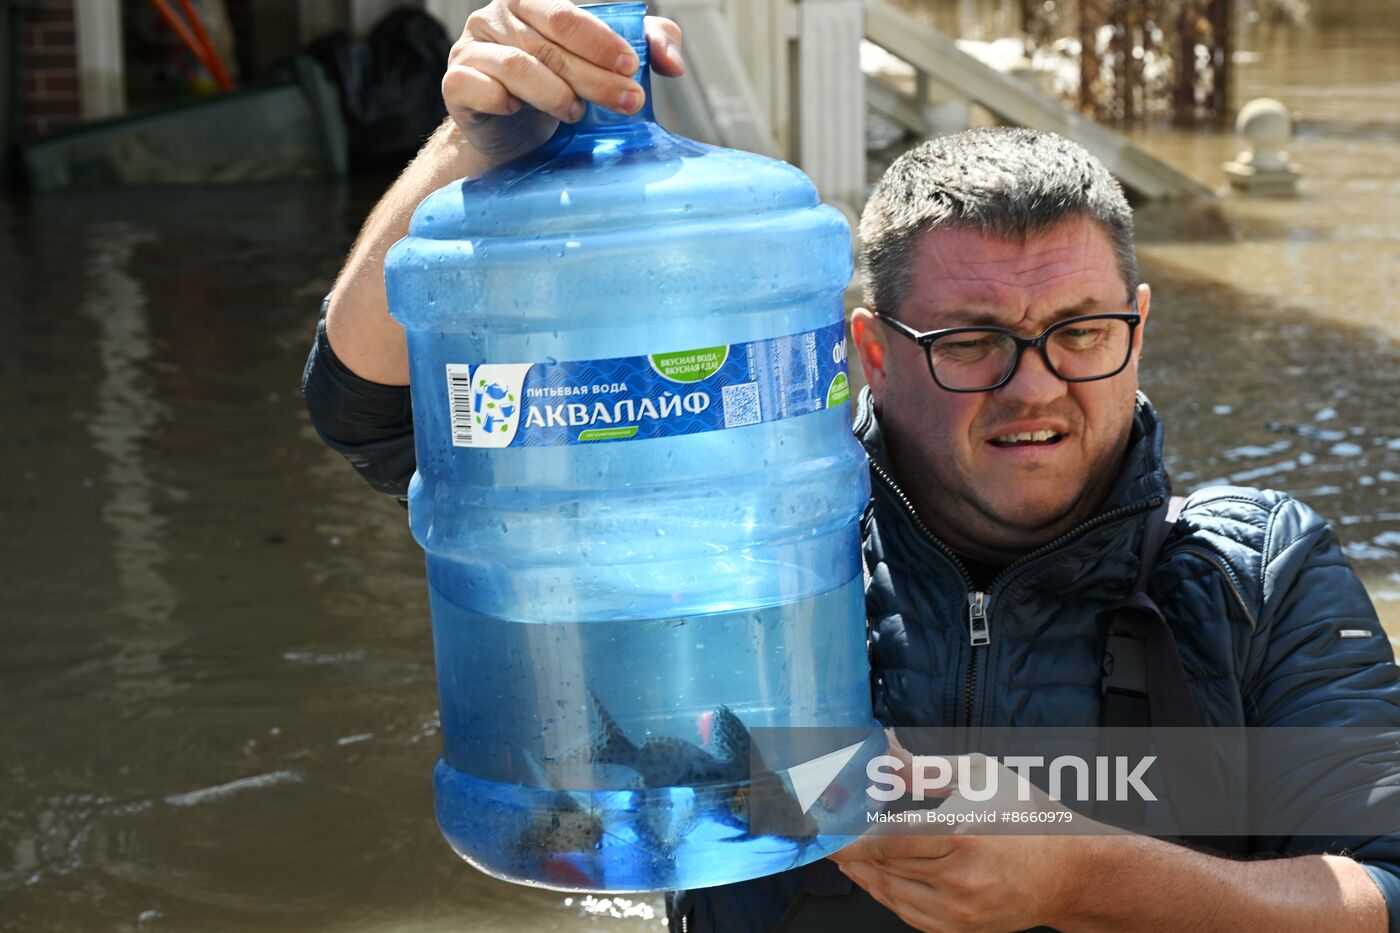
top-left (964, 590), bottom-right (990, 729)
top-left (992, 495), bottom-right (1164, 579)
top-left (967, 591), bottom-right (990, 646)
top-left (867, 458), bottom-right (975, 582)
top-left (869, 456), bottom-right (1163, 728)
top-left (869, 458), bottom-right (987, 727)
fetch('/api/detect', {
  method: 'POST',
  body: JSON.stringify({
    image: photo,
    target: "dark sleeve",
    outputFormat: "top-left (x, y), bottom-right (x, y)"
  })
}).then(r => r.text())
top-left (300, 298), bottom-right (417, 499)
top-left (1244, 497), bottom-right (1400, 930)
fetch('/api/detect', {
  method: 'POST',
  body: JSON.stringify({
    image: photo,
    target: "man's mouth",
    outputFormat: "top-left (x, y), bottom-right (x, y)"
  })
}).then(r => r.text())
top-left (988, 430), bottom-right (1064, 448)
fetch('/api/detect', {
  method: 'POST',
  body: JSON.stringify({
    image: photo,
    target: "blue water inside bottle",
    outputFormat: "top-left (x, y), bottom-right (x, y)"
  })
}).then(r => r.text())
top-left (386, 2), bottom-right (881, 892)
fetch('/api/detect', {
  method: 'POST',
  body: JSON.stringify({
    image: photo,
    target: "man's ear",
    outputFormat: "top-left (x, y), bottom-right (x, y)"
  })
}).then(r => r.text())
top-left (850, 307), bottom-right (886, 409)
top-left (1131, 283), bottom-right (1151, 367)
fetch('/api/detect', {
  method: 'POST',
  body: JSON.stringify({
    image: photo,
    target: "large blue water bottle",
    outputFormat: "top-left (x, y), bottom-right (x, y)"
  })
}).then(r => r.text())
top-left (386, 2), bottom-right (880, 892)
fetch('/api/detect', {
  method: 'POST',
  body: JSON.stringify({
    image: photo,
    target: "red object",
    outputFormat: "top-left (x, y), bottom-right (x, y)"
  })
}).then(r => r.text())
top-left (178, 0), bottom-right (232, 91)
top-left (697, 710), bottom-right (714, 745)
top-left (147, 0), bottom-right (233, 92)
top-left (538, 855), bottom-right (599, 888)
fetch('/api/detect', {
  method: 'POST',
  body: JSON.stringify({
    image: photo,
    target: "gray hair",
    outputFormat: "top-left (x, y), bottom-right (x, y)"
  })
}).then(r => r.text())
top-left (857, 127), bottom-right (1138, 316)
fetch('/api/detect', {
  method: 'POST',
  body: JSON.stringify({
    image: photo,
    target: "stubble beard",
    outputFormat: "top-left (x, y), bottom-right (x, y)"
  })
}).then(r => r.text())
top-left (889, 409), bottom-right (1134, 562)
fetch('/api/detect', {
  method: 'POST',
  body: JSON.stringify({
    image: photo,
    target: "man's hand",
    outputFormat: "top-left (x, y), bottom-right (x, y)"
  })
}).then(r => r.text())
top-left (829, 750), bottom-right (1387, 932)
top-left (444, 0), bottom-right (684, 163)
top-left (830, 821), bottom-right (1093, 932)
top-left (830, 753), bottom-right (1093, 932)
top-left (326, 1), bottom-right (685, 384)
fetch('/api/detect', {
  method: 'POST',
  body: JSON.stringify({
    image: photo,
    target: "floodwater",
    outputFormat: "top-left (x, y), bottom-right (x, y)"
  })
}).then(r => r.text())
top-left (1126, 0), bottom-right (1400, 628)
top-left (1, 7), bottom-right (1397, 933)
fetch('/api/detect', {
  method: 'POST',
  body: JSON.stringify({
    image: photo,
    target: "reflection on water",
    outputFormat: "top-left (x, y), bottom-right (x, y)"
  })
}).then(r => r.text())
top-left (0, 6), bottom-right (1397, 932)
top-left (82, 222), bottom-right (180, 701)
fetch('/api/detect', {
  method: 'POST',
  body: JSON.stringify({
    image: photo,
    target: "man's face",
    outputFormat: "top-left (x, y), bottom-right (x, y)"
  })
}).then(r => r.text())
top-left (851, 217), bottom-right (1151, 563)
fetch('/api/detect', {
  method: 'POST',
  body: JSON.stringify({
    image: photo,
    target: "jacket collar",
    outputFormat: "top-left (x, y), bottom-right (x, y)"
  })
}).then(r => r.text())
top-left (853, 385), bottom-right (1170, 538)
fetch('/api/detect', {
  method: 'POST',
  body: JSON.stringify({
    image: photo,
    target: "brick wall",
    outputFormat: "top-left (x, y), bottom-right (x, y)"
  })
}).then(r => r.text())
top-left (19, 0), bottom-right (81, 139)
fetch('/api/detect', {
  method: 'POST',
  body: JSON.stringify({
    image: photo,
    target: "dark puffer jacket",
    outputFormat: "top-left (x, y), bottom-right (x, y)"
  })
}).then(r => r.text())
top-left (301, 329), bottom-right (1400, 931)
top-left (858, 385), bottom-right (1397, 736)
top-left (676, 387), bottom-right (1400, 932)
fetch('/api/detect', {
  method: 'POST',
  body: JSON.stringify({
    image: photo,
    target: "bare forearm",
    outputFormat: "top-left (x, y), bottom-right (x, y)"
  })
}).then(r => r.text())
top-left (1063, 836), bottom-right (1387, 932)
top-left (325, 119), bottom-right (491, 385)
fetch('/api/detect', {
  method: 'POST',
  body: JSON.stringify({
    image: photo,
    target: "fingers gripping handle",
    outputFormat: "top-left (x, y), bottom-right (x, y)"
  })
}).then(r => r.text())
top-left (578, 3), bottom-right (654, 127)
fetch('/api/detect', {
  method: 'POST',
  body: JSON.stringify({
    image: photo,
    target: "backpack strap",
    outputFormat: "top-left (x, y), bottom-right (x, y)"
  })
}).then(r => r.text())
top-left (1097, 496), bottom-right (1238, 843)
top-left (1100, 496), bottom-right (1200, 728)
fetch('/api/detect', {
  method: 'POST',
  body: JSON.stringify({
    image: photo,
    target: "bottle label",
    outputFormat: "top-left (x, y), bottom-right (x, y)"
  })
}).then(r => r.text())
top-left (445, 321), bottom-right (852, 448)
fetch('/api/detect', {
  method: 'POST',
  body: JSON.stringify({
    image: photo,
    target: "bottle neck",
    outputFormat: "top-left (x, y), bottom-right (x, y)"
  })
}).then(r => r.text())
top-left (576, 68), bottom-right (655, 129)
top-left (575, 2), bottom-right (654, 130)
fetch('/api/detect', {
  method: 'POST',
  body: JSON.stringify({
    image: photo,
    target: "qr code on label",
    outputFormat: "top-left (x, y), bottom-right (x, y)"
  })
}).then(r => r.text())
top-left (723, 382), bottom-right (762, 428)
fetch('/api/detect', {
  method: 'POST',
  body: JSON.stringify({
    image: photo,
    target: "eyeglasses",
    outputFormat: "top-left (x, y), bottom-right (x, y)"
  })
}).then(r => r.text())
top-left (874, 302), bottom-right (1142, 393)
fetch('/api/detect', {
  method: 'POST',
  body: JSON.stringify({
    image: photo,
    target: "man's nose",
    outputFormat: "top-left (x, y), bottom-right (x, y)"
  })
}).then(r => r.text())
top-left (995, 346), bottom-right (1068, 407)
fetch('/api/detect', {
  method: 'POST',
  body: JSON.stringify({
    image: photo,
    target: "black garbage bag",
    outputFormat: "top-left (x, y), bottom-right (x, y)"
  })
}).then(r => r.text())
top-left (306, 7), bottom-right (451, 172)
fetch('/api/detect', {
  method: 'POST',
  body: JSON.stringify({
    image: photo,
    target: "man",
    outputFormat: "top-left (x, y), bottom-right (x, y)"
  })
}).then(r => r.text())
top-left (302, 3), bottom-right (1400, 930)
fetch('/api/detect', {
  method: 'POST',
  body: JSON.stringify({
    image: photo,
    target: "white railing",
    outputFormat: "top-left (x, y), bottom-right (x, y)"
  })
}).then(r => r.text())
top-left (795, 0), bottom-right (866, 220)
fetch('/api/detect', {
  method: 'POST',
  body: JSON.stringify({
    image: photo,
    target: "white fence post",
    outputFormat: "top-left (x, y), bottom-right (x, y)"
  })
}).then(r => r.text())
top-left (796, 0), bottom-right (866, 215)
top-left (74, 0), bottom-right (126, 119)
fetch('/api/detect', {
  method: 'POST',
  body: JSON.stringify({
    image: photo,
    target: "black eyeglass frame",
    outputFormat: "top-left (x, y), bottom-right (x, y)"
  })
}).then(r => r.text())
top-left (873, 301), bottom-right (1143, 393)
